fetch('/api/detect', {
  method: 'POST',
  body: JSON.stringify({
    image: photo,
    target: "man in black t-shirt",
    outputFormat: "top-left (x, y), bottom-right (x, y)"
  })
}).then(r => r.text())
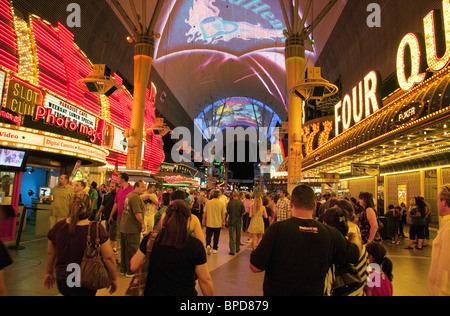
top-left (97, 182), bottom-right (119, 252)
top-left (250, 185), bottom-right (361, 296)
top-left (0, 240), bottom-right (12, 296)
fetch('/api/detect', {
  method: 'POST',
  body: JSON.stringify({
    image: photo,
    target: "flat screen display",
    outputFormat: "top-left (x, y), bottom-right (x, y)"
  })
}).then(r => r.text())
top-left (0, 148), bottom-right (26, 168)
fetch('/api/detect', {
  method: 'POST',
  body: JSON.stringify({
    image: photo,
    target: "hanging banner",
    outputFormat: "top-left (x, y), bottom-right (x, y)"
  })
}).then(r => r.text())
top-left (351, 163), bottom-right (380, 177)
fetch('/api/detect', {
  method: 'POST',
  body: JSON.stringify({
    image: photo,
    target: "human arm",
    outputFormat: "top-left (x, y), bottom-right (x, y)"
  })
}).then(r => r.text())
top-left (135, 212), bottom-right (145, 232)
top-left (44, 240), bottom-right (56, 289)
top-left (222, 204), bottom-right (227, 228)
top-left (96, 204), bottom-right (105, 219)
top-left (100, 240), bottom-right (118, 294)
top-left (366, 208), bottom-right (379, 244)
top-left (130, 196), bottom-right (146, 232)
top-left (249, 224), bottom-right (277, 273)
top-left (331, 226), bottom-right (360, 266)
top-left (196, 263), bottom-right (214, 296)
top-left (191, 215), bottom-right (205, 244)
top-left (249, 262), bottom-right (263, 273)
top-left (130, 249), bottom-right (146, 273)
top-left (108, 203), bottom-right (118, 223)
top-left (202, 206), bottom-right (207, 226)
top-left (130, 233), bottom-right (153, 273)
top-left (428, 226), bottom-right (450, 296)
top-left (155, 212), bottom-right (166, 231)
top-left (143, 193), bottom-right (158, 206)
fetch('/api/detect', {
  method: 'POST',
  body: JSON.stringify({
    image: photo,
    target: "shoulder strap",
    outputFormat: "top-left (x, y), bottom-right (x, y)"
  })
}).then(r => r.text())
top-left (95, 221), bottom-right (101, 246)
top-left (141, 230), bottom-right (159, 270)
top-left (86, 222), bottom-right (93, 245)
top-left (86, 221), bottom-right (101, 247)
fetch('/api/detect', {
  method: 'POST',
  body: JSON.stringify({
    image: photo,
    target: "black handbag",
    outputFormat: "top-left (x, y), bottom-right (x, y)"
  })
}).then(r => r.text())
top-left (333, 264), bottom-right (364, 296)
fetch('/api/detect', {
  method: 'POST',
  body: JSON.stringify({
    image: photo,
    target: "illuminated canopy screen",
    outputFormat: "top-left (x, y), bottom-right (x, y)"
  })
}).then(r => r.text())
top-left (195, 97), bottom-right (282, 140)
top-left (157, 0), bottom-right (287, 58)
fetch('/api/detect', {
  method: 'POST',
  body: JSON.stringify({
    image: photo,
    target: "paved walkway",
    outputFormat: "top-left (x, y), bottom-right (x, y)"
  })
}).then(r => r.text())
top-left (2, 225), bottom-right (435, 296)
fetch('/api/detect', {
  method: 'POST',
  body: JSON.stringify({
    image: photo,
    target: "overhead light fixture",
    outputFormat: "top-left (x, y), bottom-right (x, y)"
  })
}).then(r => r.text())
top-left (290, 67), bottom-right (338, 101)
top-left (76, 64), bottom-right (124, 97)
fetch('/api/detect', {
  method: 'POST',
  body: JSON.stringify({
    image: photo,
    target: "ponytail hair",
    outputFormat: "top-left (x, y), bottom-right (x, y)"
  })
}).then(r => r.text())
top-left (366, 243), bottom-right (393, 282)
top-left (68, 194), bottom-right (91, 235)
top-left (322, 207), bottom-right (349, 236)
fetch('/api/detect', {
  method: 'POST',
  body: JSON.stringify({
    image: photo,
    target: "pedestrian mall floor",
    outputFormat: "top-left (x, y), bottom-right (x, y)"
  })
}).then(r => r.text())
top-left (3, 224), bottom-right (437, 296)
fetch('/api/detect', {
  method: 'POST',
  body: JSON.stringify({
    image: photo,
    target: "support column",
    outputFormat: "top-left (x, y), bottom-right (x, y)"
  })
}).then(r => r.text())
top-left (420, 170), bottom-right (426, 198)
top-left (285, 35), bottom-right (305, 194)
top-left (437, 168), bottom-right (443, 228)
top-left (374, 176), bottom-right (378, 214)
top-left (126, 35), bottom-right (154, 170)
top-left (384, 175), bottom-right (389, 215)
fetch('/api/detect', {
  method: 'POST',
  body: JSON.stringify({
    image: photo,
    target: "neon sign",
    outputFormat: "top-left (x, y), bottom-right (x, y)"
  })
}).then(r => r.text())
top-left (33, 104), bottom-right (102, 144)
top-left (397, 33), bottom-right (427, 91)
top-left (4, 77), bottom-right (44, 117)
top-left (335, 0), bottom-right (450, 136)
top-left (394, 102), bottom-right (425, 126)
top-left (0, 110), bottom-right (21, 125)
top-left (335, 71), bottom-right (382, 136)
top-left (397, 0), bottom-right (450, 90)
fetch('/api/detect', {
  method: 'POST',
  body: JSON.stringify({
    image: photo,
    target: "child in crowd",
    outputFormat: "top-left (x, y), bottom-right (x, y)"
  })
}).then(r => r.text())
top-left (365, 243), bottom-right (393, 296)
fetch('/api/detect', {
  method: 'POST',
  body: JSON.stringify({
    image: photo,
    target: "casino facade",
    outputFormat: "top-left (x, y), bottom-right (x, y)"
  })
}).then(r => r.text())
top-left (0, 0), bottom-right (164, 241)
top-left (299, 0), bottom-right (450, 226)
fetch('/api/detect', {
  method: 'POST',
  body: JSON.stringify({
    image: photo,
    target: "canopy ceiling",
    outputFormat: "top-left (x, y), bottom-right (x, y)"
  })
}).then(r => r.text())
top-left (108, 0), bottom-right (347, 126)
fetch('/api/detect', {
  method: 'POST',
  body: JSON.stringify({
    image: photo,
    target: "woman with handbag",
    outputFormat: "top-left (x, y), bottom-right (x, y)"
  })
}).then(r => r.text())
top-left (44, 194), bottom-right (118, 296)
top-left (130, 200), bottom-right (214, 296)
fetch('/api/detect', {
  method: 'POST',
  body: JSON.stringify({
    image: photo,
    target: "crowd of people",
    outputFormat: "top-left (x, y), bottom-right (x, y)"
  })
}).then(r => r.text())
top-left (1, 174), bottom-right (450, 296)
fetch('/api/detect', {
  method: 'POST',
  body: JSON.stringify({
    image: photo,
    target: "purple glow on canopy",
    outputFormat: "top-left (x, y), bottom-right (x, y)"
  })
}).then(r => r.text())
top-left (248, 55), bottom-right (287, 110)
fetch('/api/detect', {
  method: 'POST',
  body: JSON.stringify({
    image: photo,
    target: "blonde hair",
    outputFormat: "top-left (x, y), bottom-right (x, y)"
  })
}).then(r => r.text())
top-left (68, 194), bottom-right (91, 235)
top-left (440, 184), bottom-right (450, 206)
top-left (253, 195), bottom-right (262, 212)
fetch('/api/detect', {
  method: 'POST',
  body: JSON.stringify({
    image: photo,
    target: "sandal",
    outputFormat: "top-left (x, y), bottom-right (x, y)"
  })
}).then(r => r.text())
top-left (405, 246), bottom-right (414, 250)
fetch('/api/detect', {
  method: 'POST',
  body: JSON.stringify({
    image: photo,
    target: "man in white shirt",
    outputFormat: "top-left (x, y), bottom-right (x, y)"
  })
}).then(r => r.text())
top-left (428, 184), bottom-right (450, 296)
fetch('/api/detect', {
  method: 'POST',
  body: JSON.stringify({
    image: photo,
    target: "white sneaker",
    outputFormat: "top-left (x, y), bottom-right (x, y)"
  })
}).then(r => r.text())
top-left (206, 245), bottom-right (211, 255)
top-left (212, 249), bottom-right (217, 254)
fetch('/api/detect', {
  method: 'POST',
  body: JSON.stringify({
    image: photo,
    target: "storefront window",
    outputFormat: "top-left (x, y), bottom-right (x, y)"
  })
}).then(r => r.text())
top-left (0, 171), bottom-right (15, 205)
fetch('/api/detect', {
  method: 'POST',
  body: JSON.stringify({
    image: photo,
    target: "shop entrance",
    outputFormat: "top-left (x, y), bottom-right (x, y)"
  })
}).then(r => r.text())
top-left (19, 166), bottom-right (60, 221)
